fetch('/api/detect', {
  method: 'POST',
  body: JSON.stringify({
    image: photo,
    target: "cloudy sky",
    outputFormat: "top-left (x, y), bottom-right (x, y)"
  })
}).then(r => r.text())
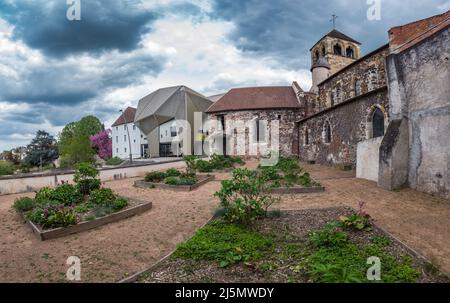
top-left (0, 0), bottom-right (448, 151)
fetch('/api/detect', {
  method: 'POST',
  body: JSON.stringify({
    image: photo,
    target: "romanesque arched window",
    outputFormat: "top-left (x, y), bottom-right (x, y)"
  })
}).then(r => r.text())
top-left (324, 121), bottom-right (332, 143)
top-left (355, 80), bottom-right (361, 96)
top-left (372, 108), bottom-right (385, 138)
top-left (305, 129), bottom-right (310, 145)
top-left (322, 46), bottom-right (326, 56)
top-left (315, 50), bottom-right (320, 61)
top-left (346, 47), bottom-right (354, 58)
top-left (334, 44), bottom-right (342, 55)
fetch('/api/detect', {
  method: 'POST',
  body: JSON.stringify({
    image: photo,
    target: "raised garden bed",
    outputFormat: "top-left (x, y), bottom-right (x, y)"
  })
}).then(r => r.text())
top-left (23, 198), bottom-right (152, 241)
top-left (270, 184), bottom-right (325, 194)
top-left (135, 174), bottom-right (215, 192)
top-left (134, 207), bottom-right (449, 283)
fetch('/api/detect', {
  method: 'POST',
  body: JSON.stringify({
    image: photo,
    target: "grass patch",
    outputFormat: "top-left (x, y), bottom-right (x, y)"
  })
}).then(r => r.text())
top-left (174, 221), bottom-right (274, 268)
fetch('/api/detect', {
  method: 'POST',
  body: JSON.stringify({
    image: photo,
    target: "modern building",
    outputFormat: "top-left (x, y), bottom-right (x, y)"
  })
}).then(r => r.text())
top-left (111, 107), bottom-right (149, 160)
top-left (134, 86), bottom-right (213, 157)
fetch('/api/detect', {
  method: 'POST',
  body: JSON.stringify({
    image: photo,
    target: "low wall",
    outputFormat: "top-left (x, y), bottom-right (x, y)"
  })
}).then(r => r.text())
top-left (0, 161), bottom-right (186, 196)
top-left (356, 137), bottom-right (383, 182)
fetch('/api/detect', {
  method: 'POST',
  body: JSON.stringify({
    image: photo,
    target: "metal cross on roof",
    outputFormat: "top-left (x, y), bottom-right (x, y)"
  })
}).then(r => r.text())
top-left (330, 14), bottom-right (338, 29)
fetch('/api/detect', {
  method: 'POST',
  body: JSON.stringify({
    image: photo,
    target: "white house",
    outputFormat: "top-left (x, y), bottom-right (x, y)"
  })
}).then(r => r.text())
top-left (111, 107), bottom-right (149, 159)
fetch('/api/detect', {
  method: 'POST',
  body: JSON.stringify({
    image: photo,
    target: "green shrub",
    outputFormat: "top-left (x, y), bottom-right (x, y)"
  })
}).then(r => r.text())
top-left (50, 184), bottom-right (83, 205)
top-left (275, 158), bottom-right (301, 174)
top-left (105, 157), bottom-right (124, 166)
top-left (93, 205), bottom-right (115, 218)
top-left (26, 205), bottom-right (77, 228)
top-left (0, 160), bottom-right (14, 176)
top-left (165, 168), bottom-right (182, 177)
top-left (183, 155), bottom-right (199, 175)
top-left (74, 163), bottom-right (101, 195)
top-left (339, 213), bottom-right (372, 231)
top-left (177, 176), bottom-right (197, 186)
top-left (309, 224), bottom-right (349, 248)
top-left (88, 188), bottom-right (116, 206)
top-left (144, 171), bottom-right (167, 183)
top-left (214, 168), bottom-right (279, 225)
top-left (13, 197), bottom-right (35, 213)
top-left (112, 198), bottom-right (128, 211)
top-left (195, 160), bottom-right (214, 172)
top-left (174, 221), bottom-right (273, 268)
top-left (164, 176), bottom-right (179, 185)
top-left (74, 204), bottom-right (91, 214)
top-left (35, 187), bottom-right (54, 203)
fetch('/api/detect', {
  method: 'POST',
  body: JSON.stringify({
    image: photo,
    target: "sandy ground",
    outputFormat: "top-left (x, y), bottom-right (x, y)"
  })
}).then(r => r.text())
top-left (0, 161), bottom-right (449, 282)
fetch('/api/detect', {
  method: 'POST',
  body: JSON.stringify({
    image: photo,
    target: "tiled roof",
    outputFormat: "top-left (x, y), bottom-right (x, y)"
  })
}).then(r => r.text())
top-left (112, 107), bottom-right (137, 127)
top-left (206, 86), bottom-right (301, 113)
top-left (389, 10), bottom-right (450, 54)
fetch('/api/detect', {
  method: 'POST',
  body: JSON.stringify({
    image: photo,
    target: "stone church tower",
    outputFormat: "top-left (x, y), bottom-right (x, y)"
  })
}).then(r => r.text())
top-left (310, 29), bottom-right (361, 93)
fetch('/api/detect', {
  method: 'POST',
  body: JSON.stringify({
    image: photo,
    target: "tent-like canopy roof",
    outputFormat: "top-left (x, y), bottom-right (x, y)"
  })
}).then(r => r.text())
top-left (134, 86), bottom-right (213, 135)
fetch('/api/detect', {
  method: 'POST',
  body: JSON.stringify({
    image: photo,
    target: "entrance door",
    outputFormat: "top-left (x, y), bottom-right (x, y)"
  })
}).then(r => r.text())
top-left (159, 143), bottom-right (172, 157)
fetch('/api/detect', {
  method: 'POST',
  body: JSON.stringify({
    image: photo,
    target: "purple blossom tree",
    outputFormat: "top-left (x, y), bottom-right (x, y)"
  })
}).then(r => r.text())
top-left (90, 129), bottom-right (112, 160)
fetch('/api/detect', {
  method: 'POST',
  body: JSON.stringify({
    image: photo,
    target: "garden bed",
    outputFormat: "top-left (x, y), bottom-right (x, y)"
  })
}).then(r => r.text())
top-left (134, 174), bottom-right (215, 192)
top-left (23, 198), bottom-right (152, 241)
top-left (270, 183), bottom-right (325, 194)
top-left (135, 207), bottom-right (448, 283)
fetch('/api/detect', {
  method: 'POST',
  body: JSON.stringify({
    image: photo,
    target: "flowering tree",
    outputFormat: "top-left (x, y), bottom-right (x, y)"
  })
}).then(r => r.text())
top-left (90, 129), bottom-right (112, 160)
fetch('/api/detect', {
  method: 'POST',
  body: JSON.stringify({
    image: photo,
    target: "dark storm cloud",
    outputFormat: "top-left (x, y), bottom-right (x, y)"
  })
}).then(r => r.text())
top-left (0, 0), bottom-right (159, 57)
top-left (211, 0), bottom-right (449, 69)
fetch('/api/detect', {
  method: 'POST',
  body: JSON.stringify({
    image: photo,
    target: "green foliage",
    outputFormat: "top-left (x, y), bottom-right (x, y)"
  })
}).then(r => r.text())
top-left (58, 116), bottom-right (103, 167)
top-left (105, 157), bottom-right (124, 166)
top-left (214, 168), bottom-right (279, 225)
top-left (24, 130), bottom-right (59, 167)
top-left (164, 176), bottom-right (179, 185)
top-left (0, 160), bottom-right (15, 176)
top-left (88, 188), bottom-right (116, 206)
top-left (274, 157), bottom-right (301, 174)
top-left (174, 221), bottom-right (273, 268)
top-left (165, 168), bottom-right (182, 177)
top-left (50, 184), bottom-right (83, 205)
top-left (26, 205), bottom-right (77, 228)
top-left (183, 155), bottom-right (198, 175)
top-left (112, 198), bottom-right (128, 211)
top-left (372, 236), bottom-right (392, 248)
top-left (176, 176), bottom-right (197, 186)
top-left (74, 163), bottom-right (101, 195)
top-left (183, 154), bottom-right (245, 173)
top-left (13, 197), bottom-right (35, 212)
top-left (195, 160), bottom-right (214, 173)
top-left (35, 187), bottom-right (54, 203)
top-left (74, 204), bottom-right (91, 214)
top-left (305, 224), bottom-right (420, 283)
top-left (339, 213), bottom-right (372, 231)
top-left (145, 171), bottom-right (167, 183)
top-left (309, 224), bottom-right (349, 248)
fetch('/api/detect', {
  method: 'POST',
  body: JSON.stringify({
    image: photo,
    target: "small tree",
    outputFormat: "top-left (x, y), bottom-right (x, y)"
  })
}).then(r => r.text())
top-left (90, 129), bottom-right (112, 160)
top-left (24, 130), bottom-right (59, 167)
top-left (214, 169), bottom-right (279, 225)
top-left (73, 162), bottom-right (101, 195)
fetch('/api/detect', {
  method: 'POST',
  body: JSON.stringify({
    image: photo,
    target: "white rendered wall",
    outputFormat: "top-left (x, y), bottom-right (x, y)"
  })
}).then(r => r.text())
top-left (112, 123), bottom-right (148, 159)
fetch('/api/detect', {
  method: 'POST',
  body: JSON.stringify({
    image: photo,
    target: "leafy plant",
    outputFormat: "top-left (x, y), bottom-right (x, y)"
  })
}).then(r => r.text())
top-left (50, 184), bottom-right (83, 205)
top-left (35, 187), bottom-right (54, 203)
top-left (165, 168), bottom-right (182, 177)
top-left (176, 176), bottom-right (197, 186)
top-left (0, 160), bottom-right (15, 176)
top-left (164, 176), bottom-right (179, 185)
top-left (74, 163), bottom-right (101, 195)
top-left (195, 160), bottom-right (214, 172)
top-left (88, 188), bottom-right (116, 206)
top-left (339, 201), bottom-right (372, 231)
top-left (112, 198), bottom-right (128, 211)
top-left (214, 168), bottom-right (279, 225)
top-left (183, 155), bottom-right (199, 176)
top-left (174, 221), bottom-right (273, 268)
top-left (13, 197), bottom-right (35, 213)
top-left (105, 157), bottom-right (124, 166)
top-left (144, 171), bottom-right (167, 183)
top-left (27, 205), bottom-right (77, 228)
top-left (309, 224), bottom-right (349, 248)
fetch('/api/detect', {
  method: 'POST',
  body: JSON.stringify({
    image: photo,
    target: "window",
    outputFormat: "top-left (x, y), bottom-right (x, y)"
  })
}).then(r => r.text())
top-left (254, 119), bottom-right (266, 143)
top-left (116, 136), bottom-right (118, 143)
top-left (116, 148), bottom-right (118, 153)
top-left (322, 46), bottom-right (326, 56)
top-left (170, 126), bottom-right (177, 137)
top-left (124, 148), bottom-right (127, 153)
top-left (372, 108), bottom-right (385, 138)
top-left (305, 129), bottom-right (310, 146)
top-left (315, 50), bottom-right (320, 61)
top-left (133, 139), bottom-right (136, 143)
top-left (278, 114), bottom-right (282, 120)
top-left (334, 44), bottom-right (342, 55)
top-left (346, 47), bottom-right (354, 58)
top-left (116, 127), bottom-right (118, 131)
top-left (355, 80), bottom-right (361, 96)
top-left (124, 135), bottom-right (127, 142)
top-left (324, 121), bottom-right (332, 143)
top-left (133, 125), bottom-right (136, 131)
top-left (367, 67), bottom-right (378, 91)
top-left (124, 125), bottom-right (127, 130)
top-left (165, 130), bottom-right (168, 136)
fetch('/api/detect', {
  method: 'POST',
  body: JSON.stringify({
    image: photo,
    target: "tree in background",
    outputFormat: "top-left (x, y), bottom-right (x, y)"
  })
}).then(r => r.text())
top-left (59, 115), bottom-right (104, 168)
top-left (24, 131), bottom-right (59, 167)
top-left (90, 129), bottom-right (112, 160)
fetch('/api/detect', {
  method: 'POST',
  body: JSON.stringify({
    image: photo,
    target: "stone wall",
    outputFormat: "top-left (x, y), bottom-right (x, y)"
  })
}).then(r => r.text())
top-left (385, 26), bottom-right (450, 199)
top-left (317, 45), bottom-right (389, 111)
top-left (298, 88), bottom-right (389, 168)
top-left (207, 109), bottom-right (304, 158)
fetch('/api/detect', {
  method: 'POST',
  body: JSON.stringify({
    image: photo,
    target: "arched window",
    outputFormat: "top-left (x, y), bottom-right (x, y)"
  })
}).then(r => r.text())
top-left (354, 80), bottom-right (361, 96)
top-left (372, 108), bottom-right (385, 138)
top-left (324, 121), bottom-right (332, 143)
top-left (315, 50), bottom-right (320, 61)
top-left (322, 46), bottom-right (326, 56)
top-left (334, 44), bottom-right (342, 55)
top-left (346, 47), bottom-right (354, 58)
